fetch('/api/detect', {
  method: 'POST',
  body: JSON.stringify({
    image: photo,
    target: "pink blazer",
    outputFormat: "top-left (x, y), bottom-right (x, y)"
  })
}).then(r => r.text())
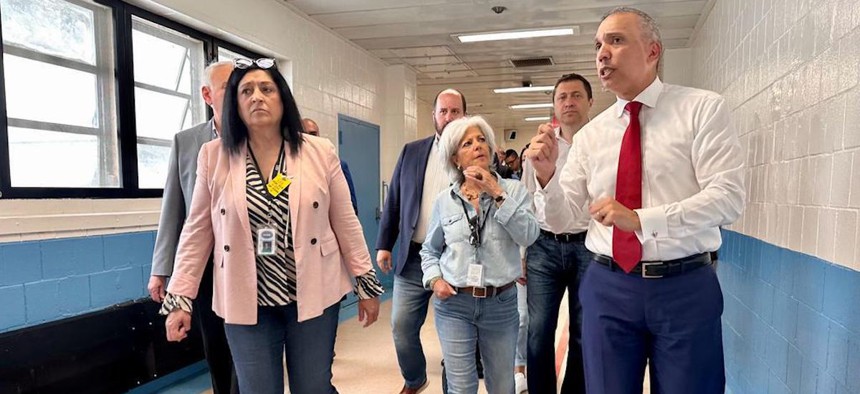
top-left (167, 136), bottom-right (374, 324)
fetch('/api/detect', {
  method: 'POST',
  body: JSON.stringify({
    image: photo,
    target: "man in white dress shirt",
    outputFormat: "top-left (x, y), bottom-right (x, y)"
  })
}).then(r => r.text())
top-left (527, 7), bottom-right (745, 394)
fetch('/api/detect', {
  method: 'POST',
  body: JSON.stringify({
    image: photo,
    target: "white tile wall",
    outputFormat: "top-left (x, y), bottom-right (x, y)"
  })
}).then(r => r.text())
top-left (0, 0), bottom-right (418, 241)
top-left (691, 0), bottom-right (860, 269)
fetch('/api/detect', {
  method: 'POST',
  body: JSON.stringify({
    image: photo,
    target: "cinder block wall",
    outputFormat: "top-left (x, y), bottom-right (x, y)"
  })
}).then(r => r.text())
top-left (692, 0), bottom-right (860, 392)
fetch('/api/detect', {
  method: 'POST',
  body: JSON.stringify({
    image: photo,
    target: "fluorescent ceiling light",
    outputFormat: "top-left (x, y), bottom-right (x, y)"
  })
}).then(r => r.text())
top-left (525, 116), bottom-right (551, 122)
top-left (456, 27), bottom-right (575, 43)
top-left (494, 86), bottom-right (554, 94)
top-left (510, 103), bottom-right (553, 110)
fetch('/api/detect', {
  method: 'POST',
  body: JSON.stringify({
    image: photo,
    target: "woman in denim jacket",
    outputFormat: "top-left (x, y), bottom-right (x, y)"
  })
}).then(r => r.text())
top-left (421, 116), bottom-right (539, 393)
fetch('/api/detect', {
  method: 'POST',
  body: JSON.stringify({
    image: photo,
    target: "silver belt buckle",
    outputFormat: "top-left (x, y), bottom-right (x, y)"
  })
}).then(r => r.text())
top-left (641, 262), bottom-right (663, 279)
top-left (472, 286), bottom-right (487, 298)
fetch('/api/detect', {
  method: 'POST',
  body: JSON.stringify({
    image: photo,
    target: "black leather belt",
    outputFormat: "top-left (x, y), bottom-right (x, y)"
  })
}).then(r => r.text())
top-left (457, 282), bottom-right (516, 298)
top-left (592, 252), bottom-right (712, 279)
top-left (539, 229), bottom-right (586, 243)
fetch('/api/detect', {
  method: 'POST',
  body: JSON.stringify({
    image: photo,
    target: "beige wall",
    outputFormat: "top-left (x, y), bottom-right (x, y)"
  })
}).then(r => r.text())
top-left (690, 0), bottom-right (860, 269)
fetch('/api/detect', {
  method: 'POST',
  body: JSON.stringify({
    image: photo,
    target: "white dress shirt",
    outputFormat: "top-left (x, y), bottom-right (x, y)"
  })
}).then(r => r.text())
top-left (536, 78), bottom-right (745, 261)
top-left (522, 127), bottom-right (589, 233)
top-left (413, 135), bottom-right (448, 243)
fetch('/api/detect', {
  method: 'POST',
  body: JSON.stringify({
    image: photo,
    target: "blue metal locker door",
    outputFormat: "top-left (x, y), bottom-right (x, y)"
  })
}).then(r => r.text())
top-left (337, 114), bottom-right (390, 305)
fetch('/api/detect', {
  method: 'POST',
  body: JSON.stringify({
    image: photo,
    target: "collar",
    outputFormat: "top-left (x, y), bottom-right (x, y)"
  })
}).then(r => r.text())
top-left (612, 77), bottom-right (663, 118)
top-left (209, 118), bottom-right (219, 139)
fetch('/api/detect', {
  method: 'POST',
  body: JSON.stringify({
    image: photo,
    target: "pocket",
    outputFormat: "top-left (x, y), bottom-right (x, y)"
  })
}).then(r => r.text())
top-left (441, 213), bottom-right (468, 243)
top-left (320, 236), bottom-right (339, 257)
top-left (496, 285), bottom-right (517, 303)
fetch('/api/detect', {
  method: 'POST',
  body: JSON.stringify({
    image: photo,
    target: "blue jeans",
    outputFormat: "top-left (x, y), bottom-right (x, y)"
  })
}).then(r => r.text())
top-left (224, 302), bottom-right (340, 394)
top-left (434, 286), bottom-right (519, 394)
top-left (391, 242), bottom-right (433, 388)
top-left (526, 233), bottom-right (592, 394)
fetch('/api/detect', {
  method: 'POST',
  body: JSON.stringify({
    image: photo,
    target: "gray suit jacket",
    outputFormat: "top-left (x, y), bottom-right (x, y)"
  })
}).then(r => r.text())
top-left (151, 120), bottom-right (216, 276)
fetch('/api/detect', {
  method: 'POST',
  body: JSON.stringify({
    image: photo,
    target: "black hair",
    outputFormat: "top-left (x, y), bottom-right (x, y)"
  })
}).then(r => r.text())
top-left (221, 63), bottom-right (304, 156)
top-left (552, 73), bottom-right (593, 101)
top-left (504, 149), bottom-right (518, 158)
top-left (432, 88), bottom-right (467, 113)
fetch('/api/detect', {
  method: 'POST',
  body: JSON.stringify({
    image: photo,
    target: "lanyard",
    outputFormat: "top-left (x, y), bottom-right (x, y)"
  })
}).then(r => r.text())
top-left (458, 195), bottom-right (491, 250)
top-left (247, 140), bottom-right (286, 227)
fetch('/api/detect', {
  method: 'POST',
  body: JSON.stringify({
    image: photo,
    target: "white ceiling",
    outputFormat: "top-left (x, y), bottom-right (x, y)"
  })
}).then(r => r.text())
top-left (284, 0), bottom-right (710, 140)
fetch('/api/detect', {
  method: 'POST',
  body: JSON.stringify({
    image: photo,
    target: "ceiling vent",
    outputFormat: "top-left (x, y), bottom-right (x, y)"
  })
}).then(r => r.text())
top-left (510, 57), bottom-right (554, 68)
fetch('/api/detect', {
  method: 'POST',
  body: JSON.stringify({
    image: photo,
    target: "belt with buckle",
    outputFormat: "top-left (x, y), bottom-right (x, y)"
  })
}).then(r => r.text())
top-left (457, 282), bottom-right (516, 298)
top-left (592, 253), bottom-right (712, 279)
top-left (539, 229), bottom-right (586, 243)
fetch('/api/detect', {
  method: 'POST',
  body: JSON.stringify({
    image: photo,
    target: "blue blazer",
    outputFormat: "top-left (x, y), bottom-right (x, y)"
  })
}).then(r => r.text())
top-left (375, 135), bottom-right (435, 275)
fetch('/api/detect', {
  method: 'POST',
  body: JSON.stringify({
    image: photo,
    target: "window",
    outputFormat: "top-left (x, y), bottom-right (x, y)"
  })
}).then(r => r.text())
top-left (0, 0), bottom-right (264, 198)
top-left (131, 17), bottom-right (205, 189)
top-left (1, 0), bottom-right (118, 188)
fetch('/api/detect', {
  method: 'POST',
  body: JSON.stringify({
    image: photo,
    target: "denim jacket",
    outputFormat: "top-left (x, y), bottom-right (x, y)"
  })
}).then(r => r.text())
top-left (420, 176), bottom-right (540, 288)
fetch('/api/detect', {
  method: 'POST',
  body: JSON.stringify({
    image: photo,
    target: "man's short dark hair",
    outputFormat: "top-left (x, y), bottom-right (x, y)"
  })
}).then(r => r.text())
top-left (433, 88), bottom-right (467, 113)
top-left (552, 73), bottom-right (593, 101)
top-left (504, 149), bottom-right (518, 159)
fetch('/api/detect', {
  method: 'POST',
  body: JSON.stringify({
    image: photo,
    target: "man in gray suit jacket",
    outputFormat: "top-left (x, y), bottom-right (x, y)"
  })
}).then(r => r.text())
top-left (148, 60), bottom-right (238, 394)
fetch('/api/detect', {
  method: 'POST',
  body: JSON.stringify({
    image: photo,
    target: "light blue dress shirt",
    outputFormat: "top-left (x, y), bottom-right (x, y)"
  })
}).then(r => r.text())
top-left (420, 176), bottom-right (539, 288)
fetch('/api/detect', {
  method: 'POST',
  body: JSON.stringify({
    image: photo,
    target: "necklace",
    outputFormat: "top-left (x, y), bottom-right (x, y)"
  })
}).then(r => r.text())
top-left (461, 186), bottom-right (481, 201)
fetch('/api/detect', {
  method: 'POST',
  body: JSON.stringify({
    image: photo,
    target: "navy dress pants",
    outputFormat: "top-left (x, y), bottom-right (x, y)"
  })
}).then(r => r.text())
top-left (579, 259), bottom-right (725, 394)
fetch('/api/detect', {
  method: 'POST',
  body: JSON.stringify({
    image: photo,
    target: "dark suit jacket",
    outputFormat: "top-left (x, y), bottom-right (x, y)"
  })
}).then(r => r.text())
top-left (151, 120), bottom-right (214, 276)
top-left (375, 135), bottom-right (435, 275)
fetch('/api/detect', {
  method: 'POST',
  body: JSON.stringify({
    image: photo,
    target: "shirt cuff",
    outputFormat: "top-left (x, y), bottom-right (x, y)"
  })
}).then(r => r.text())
top-left (159, 293), bottom-right (193, 315)
top-left (354, 268), bottom-right (384, 299)
top-left (635, 206), bottom-right (668, 242)
top-left (422, 265), bottom-right (442, 289)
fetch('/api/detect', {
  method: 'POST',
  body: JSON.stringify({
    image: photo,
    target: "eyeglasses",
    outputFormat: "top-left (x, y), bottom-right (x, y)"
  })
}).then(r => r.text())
top-left (234, 58), bottom-right (276, 70)
top-left (468, 216), bottom-right (481, 247)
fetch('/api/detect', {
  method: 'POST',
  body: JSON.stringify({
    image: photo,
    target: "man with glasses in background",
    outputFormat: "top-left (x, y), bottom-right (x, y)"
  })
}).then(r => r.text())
top-left (148, 60), bottom-right (238, 394)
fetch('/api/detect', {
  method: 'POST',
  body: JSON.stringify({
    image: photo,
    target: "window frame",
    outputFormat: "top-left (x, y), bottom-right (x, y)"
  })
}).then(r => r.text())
top-left (0, 0), bottom-right (264, 198)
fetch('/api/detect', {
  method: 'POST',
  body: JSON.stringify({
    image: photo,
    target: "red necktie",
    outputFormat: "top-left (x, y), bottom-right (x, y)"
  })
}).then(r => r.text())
top-left (613, 101), bottom-right (643, 272)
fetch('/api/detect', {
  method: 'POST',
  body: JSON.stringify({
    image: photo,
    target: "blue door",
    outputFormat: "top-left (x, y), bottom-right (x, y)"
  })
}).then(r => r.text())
top-left (337, 115), bottom-right (390, 305)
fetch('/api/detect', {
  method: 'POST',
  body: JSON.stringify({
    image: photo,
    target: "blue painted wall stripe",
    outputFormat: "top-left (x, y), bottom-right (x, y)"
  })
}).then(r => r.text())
top-left (719, 230), bottom-right (859, 394)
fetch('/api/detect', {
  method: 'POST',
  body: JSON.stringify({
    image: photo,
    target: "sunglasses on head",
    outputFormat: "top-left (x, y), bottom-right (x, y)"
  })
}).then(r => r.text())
top-left (234, 58), bottom-right (276, 70)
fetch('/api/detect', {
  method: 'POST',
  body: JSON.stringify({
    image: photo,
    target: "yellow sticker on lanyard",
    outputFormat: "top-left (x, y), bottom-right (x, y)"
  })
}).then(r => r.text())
top-left (267, 173), bottom-right (291, 197)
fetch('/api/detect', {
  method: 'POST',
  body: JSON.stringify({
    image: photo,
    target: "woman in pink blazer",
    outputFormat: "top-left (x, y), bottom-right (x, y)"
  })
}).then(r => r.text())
top-left (161, 58), bottom-right (383, 394)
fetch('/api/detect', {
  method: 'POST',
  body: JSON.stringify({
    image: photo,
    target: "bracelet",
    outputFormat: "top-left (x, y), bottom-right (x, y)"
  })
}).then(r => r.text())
top-left (428, 276), bottom-right (441, 289)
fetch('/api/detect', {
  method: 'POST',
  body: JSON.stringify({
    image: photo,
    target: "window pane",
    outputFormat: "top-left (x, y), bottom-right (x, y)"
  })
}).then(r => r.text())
top-left (218, 47), bottom-right (243, 62)
top-left (8, 127), bottom-right (118, 187)
top-left (134, 87), bottom-right (189, 140)
top-left (137, 143), bottom-right (171, 189)
top-left (132, 17), bottom-right (203, 93)
top-left (3, 54), bottom-right (98, 127)
top-left (0, 0), bottom-right (96, 65)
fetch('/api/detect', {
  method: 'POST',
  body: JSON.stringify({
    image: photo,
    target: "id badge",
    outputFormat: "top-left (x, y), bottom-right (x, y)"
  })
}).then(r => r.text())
top-left (266, 173), bottom-right (291, 197)
top-left (466, 264), bottom-right (484, 287)
top-left (257, 227), bottom-right (277, 256)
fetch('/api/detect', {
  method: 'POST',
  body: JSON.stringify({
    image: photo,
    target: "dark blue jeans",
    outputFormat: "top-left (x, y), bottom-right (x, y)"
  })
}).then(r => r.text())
top-left (224, 302), bottom-right (340, 394)
top-left (526, 233), bottom-right (592, 394)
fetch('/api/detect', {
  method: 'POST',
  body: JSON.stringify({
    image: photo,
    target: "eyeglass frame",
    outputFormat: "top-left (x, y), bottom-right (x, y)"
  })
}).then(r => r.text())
top-left (233, 57), bottom-right (276, 70)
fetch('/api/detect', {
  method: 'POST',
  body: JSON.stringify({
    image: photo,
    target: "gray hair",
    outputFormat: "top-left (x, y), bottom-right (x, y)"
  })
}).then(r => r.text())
top-left (438, 116), bottom-right (498, 184)
top-left (202, 60), bottom-right (233, 87)
top-left (602, 6), bottom-right (662, 46)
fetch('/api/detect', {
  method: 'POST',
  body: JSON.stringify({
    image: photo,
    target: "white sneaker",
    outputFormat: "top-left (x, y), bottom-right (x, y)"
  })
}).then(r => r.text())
top-left (515, 372), bottom-right (527, 393)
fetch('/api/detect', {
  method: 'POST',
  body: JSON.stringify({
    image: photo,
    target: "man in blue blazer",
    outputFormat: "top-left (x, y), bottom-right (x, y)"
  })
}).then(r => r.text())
top-left (377, 88), bottom-right (466, 394)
